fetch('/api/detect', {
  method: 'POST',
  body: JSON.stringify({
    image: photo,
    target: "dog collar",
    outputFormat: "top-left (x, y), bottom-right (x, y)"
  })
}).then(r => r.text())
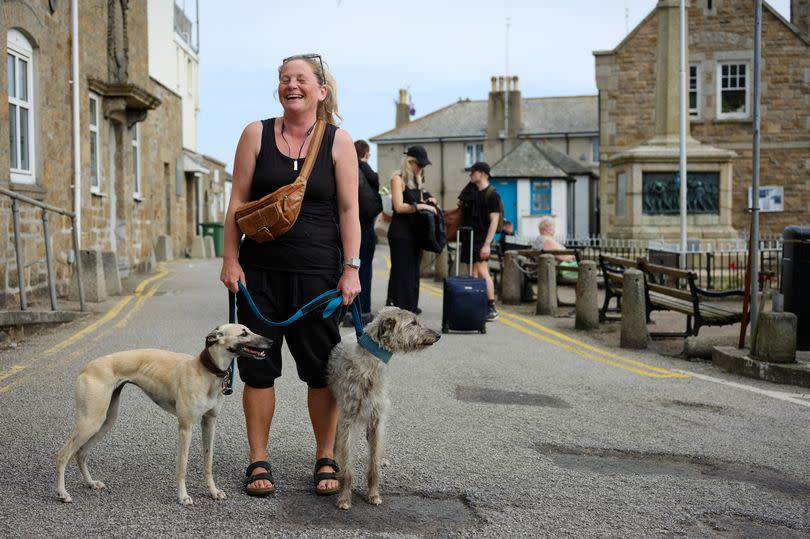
top-left (358, 333), bottom-right (393, 364)
top-left (199, 348), bottom-right (230, 378)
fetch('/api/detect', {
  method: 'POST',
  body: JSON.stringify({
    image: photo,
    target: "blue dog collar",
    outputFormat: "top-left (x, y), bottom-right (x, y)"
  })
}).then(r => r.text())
top-left (358, 333), bottom-right (393, 364)
top-left (351, 302), bottom-right (393, 363)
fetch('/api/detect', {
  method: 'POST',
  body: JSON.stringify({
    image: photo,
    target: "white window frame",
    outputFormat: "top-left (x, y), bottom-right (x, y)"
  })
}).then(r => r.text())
top-left (716, 61), bottom-right (749, 120)
top-left (131, 123), bottom-right (141, 199)
top-left (7, 29), bottom-right (35, 184)
top-left (89, 93), bottom-right (101, 193)
top-left (689, 64), bottom-right (700, 118)
top-left (591, 138), bottom-right (600, 164)
top-left (464, 143), bottom-right (484, 169)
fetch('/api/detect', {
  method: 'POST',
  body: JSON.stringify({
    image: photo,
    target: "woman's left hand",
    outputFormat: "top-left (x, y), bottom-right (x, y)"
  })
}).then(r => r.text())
top-left (426, 196), bottom-right (437, 205)
top-left (337, 267), bottom-right (362, 305)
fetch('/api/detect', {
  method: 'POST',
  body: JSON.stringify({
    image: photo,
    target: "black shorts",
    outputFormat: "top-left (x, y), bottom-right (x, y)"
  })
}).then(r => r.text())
top-left (459, 233), bottom-right (486, 264)
top-left (235, 266), bottom-right (341, 389)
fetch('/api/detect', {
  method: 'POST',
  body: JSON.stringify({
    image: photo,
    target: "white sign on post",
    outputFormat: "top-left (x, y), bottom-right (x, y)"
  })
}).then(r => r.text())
top-left (748, 185), bottom-right (784, 213)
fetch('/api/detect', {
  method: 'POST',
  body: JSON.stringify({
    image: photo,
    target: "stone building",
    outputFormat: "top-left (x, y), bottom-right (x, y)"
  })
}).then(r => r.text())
top-left (370, 80), bottom-right (599, 238)
top-left (1, 1), bottom-right (226, 309)
top-left (595, 0), bottom-right (810, 240)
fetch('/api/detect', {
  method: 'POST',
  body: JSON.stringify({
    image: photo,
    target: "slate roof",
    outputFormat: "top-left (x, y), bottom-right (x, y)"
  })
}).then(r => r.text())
top-left (370, 95), bottom-right (598, 143)
top-left (490, 139), bottom-right (595, 179)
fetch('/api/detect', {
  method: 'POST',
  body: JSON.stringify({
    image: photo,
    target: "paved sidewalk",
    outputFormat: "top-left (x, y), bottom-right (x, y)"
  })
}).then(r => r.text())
top-left (504, 280), bottom-right (810, 386)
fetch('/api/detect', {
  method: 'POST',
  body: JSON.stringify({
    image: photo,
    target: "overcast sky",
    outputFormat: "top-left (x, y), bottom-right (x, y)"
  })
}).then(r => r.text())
top-left (196, 0), bottom-right (791, 172)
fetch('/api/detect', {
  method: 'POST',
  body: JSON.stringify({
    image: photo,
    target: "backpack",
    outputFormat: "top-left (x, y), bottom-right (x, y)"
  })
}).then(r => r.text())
top-left (484, 185), bottom-right (505, 233)
top-left (358, 167), bottom-right (383, 223)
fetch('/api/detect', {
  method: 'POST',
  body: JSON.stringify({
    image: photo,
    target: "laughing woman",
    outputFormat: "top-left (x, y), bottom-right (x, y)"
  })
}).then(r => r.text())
top-left (219, 54), bottom-right (360, 497)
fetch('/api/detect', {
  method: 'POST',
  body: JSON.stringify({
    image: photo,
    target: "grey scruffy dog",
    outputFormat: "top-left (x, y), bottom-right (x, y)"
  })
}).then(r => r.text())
top-left (327, 307), bottom-right (440, 510)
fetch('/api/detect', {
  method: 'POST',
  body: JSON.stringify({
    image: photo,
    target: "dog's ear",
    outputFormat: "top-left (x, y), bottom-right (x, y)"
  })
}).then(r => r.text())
top-left (205, 328), bottom-right (222, 348)
top-left (377, 316), bottom-right (397, 342)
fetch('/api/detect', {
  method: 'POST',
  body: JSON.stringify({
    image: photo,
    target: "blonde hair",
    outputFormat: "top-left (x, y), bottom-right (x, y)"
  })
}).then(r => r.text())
top-left (392, 156), bottom-right (424, 189)
top-left (278, 55), bottom-right (342, 125)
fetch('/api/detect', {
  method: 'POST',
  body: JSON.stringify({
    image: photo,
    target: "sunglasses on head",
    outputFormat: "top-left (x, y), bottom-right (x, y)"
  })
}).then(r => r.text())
top-left (282, 53), bottom-right (325, 84)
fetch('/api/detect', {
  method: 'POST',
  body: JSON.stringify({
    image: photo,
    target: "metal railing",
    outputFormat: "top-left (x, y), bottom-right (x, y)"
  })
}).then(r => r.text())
top-left (0, 186), bottom-right (85, 312)
top-left (561, 235), bottom-right (782, 291)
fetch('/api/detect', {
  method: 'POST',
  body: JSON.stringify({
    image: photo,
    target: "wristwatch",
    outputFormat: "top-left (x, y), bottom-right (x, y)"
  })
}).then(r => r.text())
top-left (343, 258), bottom-right (361, 269)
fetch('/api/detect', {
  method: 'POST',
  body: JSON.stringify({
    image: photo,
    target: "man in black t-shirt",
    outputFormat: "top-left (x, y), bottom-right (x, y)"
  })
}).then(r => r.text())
top-left (457, 161), bottom-right (502, 321)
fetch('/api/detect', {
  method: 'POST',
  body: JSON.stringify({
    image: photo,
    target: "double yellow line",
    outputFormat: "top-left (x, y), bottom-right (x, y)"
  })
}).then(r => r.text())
top-left (0, 265), bottom-right (172, 394)
top-left (418, 281), bottom-right (687, 380)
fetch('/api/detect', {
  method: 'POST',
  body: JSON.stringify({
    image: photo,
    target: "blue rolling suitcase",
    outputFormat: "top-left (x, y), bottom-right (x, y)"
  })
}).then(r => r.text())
top-left (442, 227), bottom-right (488, 334)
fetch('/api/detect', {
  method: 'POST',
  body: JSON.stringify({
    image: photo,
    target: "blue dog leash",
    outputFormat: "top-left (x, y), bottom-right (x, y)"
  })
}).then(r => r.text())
top-left (223, 282), bottom-right (392, 395)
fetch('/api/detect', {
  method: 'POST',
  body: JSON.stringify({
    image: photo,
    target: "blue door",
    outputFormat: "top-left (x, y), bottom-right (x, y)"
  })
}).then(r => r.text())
top-left (490, 178), bottom-right (518, 235)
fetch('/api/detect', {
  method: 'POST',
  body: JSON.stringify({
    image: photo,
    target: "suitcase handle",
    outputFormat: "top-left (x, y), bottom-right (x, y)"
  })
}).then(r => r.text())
top-left (455, 227), bottom-right (474, 277)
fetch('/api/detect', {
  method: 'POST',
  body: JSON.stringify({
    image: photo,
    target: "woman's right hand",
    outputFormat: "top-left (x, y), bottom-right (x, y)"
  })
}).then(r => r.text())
top-left (220, 257), bottom-right (246, 293)
top-left (417, 203), bottom-right (437, 214)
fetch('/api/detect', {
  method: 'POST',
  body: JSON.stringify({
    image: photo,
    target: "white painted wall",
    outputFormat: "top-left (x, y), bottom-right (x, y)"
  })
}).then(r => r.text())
top-left (147, 0), bottom-right (199, 151)
top-left (573, 174), bottom-right (590, 238)
top-left (513, 178), bottom-right (568, 240)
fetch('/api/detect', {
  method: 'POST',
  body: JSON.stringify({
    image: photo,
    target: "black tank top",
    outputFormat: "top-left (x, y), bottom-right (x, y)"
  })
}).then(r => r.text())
top-left (387, 185), bottom-right (423, 240)
top-left (239, 118), bottom-right (341, 274)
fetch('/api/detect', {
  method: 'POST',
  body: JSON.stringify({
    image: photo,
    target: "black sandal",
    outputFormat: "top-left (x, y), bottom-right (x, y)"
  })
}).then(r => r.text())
top-left (244, 460), bottom-right (276, 497)
top-left (313, 458), bottom-right (340, 496)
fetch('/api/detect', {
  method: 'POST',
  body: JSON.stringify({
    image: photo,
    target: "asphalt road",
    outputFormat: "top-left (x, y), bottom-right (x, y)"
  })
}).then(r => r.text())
top-left (1, 247), bottom-right (809, 538)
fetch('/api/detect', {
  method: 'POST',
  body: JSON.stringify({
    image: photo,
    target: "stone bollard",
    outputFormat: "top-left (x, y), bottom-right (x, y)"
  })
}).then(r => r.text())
top-left (535, 254), bottom-right (557, 316)
top-left (101, 251), bottom-right (122, 295)
top-left (69, 249), bottom-right (108, 302)
top-left (190, 236), bottom-right (206, 258)
top-left (203, 236), bottom-right (215, 259)
top-left (575, 260), bottom-right (599, 330)
top-left (501, 251), bottom-right (522, 304)
top-left (155, 235), bottom-right (174, 262)
top-left (434, 248), bottom-right (448, 282)
top-left (752, 312), bottom-right (797, 363)
top-left (620, 269), bottom-right (648, 349)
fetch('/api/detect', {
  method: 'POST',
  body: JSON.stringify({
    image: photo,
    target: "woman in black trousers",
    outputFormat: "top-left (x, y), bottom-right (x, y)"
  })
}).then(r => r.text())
top-left (386, 145), bottom-right (436, 313)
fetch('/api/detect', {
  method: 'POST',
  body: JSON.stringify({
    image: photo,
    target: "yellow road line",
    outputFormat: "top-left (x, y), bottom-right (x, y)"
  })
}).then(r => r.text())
top-left (419, 279), bottom-right (686, 379)
top-left (499, 311), bottom-right (685, 377)
top-left (115, 280), bottom-right (163, 328)
top-left (497, 316), bottom-right (683, 379)
top-left (0, 365), bottom-right (25, 381)
top-left (0, 267), bottom-right (170, 394)
top-left (39, 267), bottom-right (169, 358)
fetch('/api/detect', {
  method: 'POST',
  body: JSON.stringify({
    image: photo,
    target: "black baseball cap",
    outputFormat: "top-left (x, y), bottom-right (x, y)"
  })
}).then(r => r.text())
top-left (404, 145), bottom-right (431, 167)
top-left (470, 161), bottom-right (490, 175)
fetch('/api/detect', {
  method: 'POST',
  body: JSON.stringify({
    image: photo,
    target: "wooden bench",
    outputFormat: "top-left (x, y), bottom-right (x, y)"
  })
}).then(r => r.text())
top-left (638, 259), bottom-right (744, 338)
top-left (597, 255), bottom-right (638, 322)
top-left (598, 255), bottom-right (744, 337)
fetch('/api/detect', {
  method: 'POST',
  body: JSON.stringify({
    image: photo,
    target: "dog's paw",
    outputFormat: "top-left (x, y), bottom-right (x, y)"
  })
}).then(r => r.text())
top-left (336, 495), bottom-right (352, 510)
top-left (88, 480), bottom-right (106, 490)
top-left (178, 495), bottom-right (194, 507)
top-left (367, 493), bottom-right (382, 506)
top-left (57, 492), bottom-right (73, 503)
top-left (209, 488), bottom-right (226, 501)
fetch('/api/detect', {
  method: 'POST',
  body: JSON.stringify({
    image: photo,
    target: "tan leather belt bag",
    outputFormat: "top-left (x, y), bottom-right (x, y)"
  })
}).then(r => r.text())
top-left (235, 120), bottom-right (326, 243)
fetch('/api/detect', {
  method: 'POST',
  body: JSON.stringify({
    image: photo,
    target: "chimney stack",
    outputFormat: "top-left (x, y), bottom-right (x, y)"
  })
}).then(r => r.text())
top-left (507, 76), bottom-right (522, 139)
top-left (395, 88), bottom-right (410, 128)
top-left (793, 0), bottom-right (810, 40)
top-left (487, 76), bottom-right (506, 139)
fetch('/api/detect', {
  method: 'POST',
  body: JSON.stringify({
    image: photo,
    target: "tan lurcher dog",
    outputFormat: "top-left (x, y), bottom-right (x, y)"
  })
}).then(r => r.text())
top-left (328, 307), bottom-right (440, 510)
top-left (55, 323), bottom-right (273, 506)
